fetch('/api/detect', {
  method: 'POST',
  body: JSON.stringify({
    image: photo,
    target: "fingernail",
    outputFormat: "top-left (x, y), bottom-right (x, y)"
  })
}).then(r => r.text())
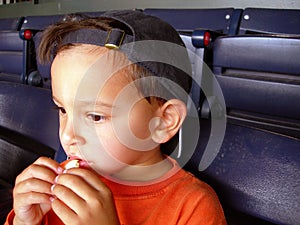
top-left (51, 184), bottom-right (56, 193)
top-left (54, 175), bottom-right (59, 183)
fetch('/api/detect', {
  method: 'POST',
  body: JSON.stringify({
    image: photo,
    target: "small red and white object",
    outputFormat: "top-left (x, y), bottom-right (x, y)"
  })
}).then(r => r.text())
top-left (61, 159), bottom-right (82, 169)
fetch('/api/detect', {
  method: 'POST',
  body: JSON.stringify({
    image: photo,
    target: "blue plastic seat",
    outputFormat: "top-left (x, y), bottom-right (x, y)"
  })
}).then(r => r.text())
top-left (213, 8), bottom-right (300, 138)
top-left (0, 17), bottom-right (25, 84)
top-left (0, 81), bottom-right (60, 223)
top-left (238, 8), bottom-right (300, 35)
top-left (18, 15), bottom-right (65, 88)
top-left (144, 8), bottom-right (242, 34)
top-left (0, 81), bottom-right (59, 186)
top-left (0, 17), bottom-right (24, 31)
top-left (201, 7), bottom-right (300, 225)
top-left (21, 14), bottom-right (65, 31)
top-left (144, 8), bottom-right (243, 74)
top-left (0, 31), bottom-right (23, 82)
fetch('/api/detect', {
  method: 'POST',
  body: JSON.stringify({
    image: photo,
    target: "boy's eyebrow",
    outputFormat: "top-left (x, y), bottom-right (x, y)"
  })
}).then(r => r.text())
top-left (77, 99), bottom-right (116, 108)
top-left (52, 96), bottom-right (115, 108)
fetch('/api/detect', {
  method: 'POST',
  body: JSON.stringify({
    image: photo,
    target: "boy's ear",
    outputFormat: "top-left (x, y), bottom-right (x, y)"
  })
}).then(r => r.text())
top-left (151, 99), bottom-right (187, 144)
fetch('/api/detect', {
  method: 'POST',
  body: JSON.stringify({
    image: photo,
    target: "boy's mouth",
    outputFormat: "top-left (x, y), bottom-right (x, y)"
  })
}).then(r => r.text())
top-left (61, 157), bottom-right (90, 169)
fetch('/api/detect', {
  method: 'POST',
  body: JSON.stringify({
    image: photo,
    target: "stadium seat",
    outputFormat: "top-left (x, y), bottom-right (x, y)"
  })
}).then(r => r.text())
top-left (193, 7), bottom-right (300, 225)
top-left (213, 7), bottom-right (300, 138)
top-left (144, 8), bottom-right (242, 34)
top-left (19, 14), bottom-right (65, 88)
top-left (0, 81), bottom-right (60, 182)
top-left (0, 17), bottom-right (24, 31)
top-left (21, 14), bottom-right (65, 31)
top-left (0, 81), bottom-right (60, 223)
top-left (238, 8), bottom-right (300, 35)
top-left (0, 17), bottom-right (24, 84)
top-left (144, 8), bottom-right (243, 72)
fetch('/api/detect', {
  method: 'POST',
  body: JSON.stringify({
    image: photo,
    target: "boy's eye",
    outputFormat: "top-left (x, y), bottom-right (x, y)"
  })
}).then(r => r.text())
top-left (87, 114), bottom-right (106, 122)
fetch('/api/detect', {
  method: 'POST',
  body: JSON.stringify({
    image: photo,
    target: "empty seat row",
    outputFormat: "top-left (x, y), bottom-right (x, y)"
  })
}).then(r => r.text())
top-left (3, 8), bottom-right (298, 88)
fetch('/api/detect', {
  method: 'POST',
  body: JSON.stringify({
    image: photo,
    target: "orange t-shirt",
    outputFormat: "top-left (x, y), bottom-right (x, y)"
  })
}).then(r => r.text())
top-left (5, 158), bottom-right (226, 225)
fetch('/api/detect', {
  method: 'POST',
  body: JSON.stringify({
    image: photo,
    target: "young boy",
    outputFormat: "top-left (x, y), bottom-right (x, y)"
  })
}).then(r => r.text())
top-left (6, 10), bottom-right (226, 225)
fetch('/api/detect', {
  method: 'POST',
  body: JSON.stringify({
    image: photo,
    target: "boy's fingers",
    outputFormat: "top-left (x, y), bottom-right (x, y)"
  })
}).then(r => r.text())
top-left (52, 172), bottom-right (116, 223)
top-left (15, 157), bottom-right (63, 184)
top-left (51, 183), bottom-right (86, 214)
top-left (14, 178), bottom-right (53, 195)
top-left (34, 156), bottom-right (64, 174)
top-left (15, 164), bottom-right (57, 185)
top-left (54, 169), bottom-right (109, 200)
top-left (51, 197), bottom-right (77, 224)
top-left (53, 169), bottom-right (113, 213)
top-left (57, 168), bottom-right (110, 192)
top-left (14, 191), bottom-right (52, 209)
top-left (13, 191), bottom-right (52, 224)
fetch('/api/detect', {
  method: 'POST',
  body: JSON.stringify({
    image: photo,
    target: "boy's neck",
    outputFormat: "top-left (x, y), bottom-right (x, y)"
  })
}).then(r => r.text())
top-left (111, 156), bottom-right (173, 182)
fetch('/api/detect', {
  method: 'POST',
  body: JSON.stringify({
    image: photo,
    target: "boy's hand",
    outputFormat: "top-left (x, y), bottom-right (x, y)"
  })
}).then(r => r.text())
top-left (51, 168), bottom-right (120, 225)
top-left (12, 157), bottom-right (63, 225)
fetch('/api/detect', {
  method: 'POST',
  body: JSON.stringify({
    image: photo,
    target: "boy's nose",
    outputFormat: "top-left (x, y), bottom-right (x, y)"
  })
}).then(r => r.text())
top-left (60, 119), bottom-right (84, 147)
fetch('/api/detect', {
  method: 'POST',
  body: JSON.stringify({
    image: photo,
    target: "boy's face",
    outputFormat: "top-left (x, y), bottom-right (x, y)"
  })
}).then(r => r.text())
top-left (51, 45), bottom-right (163, 175)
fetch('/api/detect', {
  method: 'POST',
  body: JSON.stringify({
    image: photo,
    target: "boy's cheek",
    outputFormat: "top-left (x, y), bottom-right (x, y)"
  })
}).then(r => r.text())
top-left (129, 116), bottom-right (152, 140)
top-left (128, 104), bottom-right (155, 140)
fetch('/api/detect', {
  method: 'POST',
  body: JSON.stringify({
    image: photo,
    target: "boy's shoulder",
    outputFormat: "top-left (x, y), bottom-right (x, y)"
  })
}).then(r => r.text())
top-left (168, 164), bottom-right (218, 198)
top-left (157, 160), bottom-right (227, 224)
top-left (158, 158), bottom-right (217, 200)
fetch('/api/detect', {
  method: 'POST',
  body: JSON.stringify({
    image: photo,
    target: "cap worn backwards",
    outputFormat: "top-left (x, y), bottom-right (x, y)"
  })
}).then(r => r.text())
top-left (61, 9), bottom-right (192, 98)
